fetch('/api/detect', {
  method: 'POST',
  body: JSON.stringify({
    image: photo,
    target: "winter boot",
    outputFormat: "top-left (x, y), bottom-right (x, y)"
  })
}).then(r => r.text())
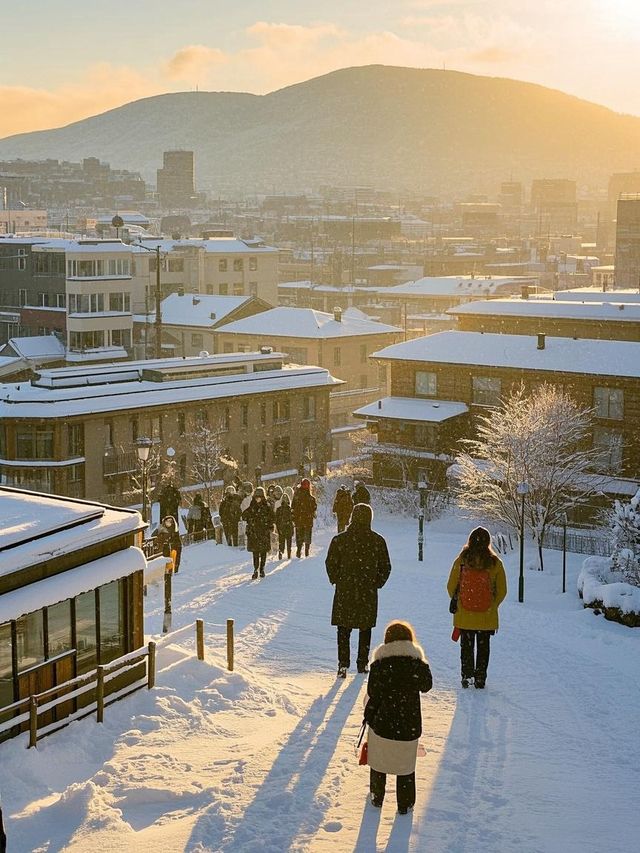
top-left (474, 679), bottom-right (486, 689)
top-left (370, 793), bottom-right (383, 808)
top-left (296, 546), bottom-right (302, 558)
top-left (337, 666), bottom-right (347, 678)
top-left (461, 678), bottom-right (470, 689)
top-left (251, 570), bottom-right (258, 580)
top-left (259, 568), bottom-right (265, 578)
top-left (304, 544), bottom-right (310, 557)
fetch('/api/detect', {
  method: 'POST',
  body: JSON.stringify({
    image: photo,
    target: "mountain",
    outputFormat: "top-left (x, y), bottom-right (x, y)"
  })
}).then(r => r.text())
top-left (1, 65), bottom-right (640, 195)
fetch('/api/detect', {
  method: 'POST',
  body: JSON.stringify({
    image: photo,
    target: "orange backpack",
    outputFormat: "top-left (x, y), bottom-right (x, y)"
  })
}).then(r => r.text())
top-left (459, 565), bottom-right (493, 612)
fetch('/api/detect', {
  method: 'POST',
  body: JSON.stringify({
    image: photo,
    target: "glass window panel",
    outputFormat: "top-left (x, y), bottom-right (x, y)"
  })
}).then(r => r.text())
top-left (75, 591), bottom-right (97, 674)
top-left (15, 611), bottom-right (44, 672)
top-left (0, 622), bottom-right (13, 710)
top-left (47, 600), bottom-right (72, 658)
top-left (472, 376), bottom-right (502, 406)
top-left (99, 581), bottom-right (126, 664)
top-left (415, 371), bottom-right (437, 397)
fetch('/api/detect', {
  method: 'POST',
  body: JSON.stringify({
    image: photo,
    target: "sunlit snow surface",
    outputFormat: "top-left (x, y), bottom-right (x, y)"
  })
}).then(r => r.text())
top-left (2, 510), bottom-right (639, 852)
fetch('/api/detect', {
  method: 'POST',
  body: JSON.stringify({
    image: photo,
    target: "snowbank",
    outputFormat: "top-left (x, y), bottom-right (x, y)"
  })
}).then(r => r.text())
top-left (577, 556), bottom-right (640, 626)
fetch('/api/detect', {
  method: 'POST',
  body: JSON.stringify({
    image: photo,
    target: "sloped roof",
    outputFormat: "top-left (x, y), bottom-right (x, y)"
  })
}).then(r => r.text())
top-left (153, 293), bottom-right (265, 329)
top-left (448, 299), bottom-right (640, 322)
top-left (4, 335), bottom-right (65, 360)
top-left (216, 307), bottom-right (400, 338)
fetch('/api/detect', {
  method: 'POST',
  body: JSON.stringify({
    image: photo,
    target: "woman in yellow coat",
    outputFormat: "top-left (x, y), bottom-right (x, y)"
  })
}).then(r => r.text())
top-left (447, 527), bottom-right (507, 689)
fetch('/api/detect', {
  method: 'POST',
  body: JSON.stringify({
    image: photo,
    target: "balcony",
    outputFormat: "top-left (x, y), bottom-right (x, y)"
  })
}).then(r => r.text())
top-left (103, 448), bottom-right (139, 477)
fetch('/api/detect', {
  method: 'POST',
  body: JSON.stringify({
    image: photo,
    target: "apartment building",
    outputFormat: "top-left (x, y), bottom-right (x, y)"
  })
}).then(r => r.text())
top-left (0, 351), bottom-right (339, 504)
top-left (358, 331), bottom-right (640, 493)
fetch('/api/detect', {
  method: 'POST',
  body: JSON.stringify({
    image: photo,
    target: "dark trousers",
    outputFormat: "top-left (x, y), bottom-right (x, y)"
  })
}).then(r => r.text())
top-left (278, 532), bottom-right (292, 557)
top-left (295, 525), bottom-right (312, 554)
top-left (252, 551), bottom-right (267, 571)
top-left (370, 768), bottom-right (416, 810)
top-left (460, 629), bottom-right (491, 682)
top-left (337, 626), bottom-right (371, 669)
top-left (223, 522), bottom-right (238, 546)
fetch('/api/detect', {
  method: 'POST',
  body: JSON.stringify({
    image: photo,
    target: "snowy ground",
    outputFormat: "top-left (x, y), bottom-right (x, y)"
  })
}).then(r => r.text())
top-left (2, 510), bottom-right (639, 853)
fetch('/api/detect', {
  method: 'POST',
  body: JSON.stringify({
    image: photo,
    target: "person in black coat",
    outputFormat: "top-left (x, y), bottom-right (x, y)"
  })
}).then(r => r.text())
top-left (365, 620), bottom-right (433, 814)
top-left (332, 485), bottom-right (354, 533)
top-left (242, 486), bottom-right (275, 578)
top-left (219, 485), bottom-right (242, 546)
top-left (158, 481), bottom-right (181, 526)
top-left (156, 516), bottom-right (182, 571)
top-left (275, 493), bottom-right (294, 559)
top-left (352, 481), bottom-right (371, 506)
top-left (325, 503), bottom-right (391, 676)
top-left (292, 478), bottom-right (317, 557)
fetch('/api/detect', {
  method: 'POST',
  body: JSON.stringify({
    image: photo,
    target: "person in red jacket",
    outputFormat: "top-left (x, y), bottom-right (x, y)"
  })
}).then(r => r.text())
top-left (291, 478), bottom-right (317, 557)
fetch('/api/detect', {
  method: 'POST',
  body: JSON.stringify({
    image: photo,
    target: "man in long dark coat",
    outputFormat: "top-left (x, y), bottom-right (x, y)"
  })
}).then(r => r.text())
top-left (325, 503), bottom-right (391, 677)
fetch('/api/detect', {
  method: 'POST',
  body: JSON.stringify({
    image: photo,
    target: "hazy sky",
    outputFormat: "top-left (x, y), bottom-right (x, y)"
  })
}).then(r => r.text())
top-left (1, 0), bottom-right (639, 138)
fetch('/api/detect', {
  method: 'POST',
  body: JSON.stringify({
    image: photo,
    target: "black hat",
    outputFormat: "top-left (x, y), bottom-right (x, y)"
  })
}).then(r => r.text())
top-left (351, 503), bottom-right (373, 528)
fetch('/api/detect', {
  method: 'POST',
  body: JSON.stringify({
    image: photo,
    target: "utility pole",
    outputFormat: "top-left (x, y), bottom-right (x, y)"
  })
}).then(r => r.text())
top-left (351, 216), bottom-right (356, 285)
top-left (154, 245), bottom-right (162, 359)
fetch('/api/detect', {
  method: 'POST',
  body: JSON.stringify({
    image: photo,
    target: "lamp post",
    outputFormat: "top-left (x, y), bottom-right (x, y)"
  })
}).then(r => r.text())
top-left (517, 482), bottom-right (530, 603)
top-left (561, 512), bottom-right (568, 594)
top-left (136, 436), bottom-right (152, 526)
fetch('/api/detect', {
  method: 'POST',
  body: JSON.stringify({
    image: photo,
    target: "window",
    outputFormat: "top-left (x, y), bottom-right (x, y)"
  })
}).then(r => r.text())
top-left (593, 426), bottom-right (623, 473)
top-left (75, 591), bottom-right (97, 675)
top-left (111, 329), bottom-right (131, 348)
top-left (37, 292), bottom-right (49, 307)
top-left (99, 580), bottom-right (125, 664)
top-left (333, 347), bottom-right (341, 367)
top-left (594, 387), bottom-right (623, 420)
top-left (219, 283), bottom-right (229, 295)
top-left (249, 282), bottom-right (258, 297)
top-left (109, 292), bottom-right (131, 312)
top-left (16, 427), bottom-right (54, 460)
top-left (104, 420), bottom-right (113, 447)
top-left (17, 248), bottom-right (26, 271)
top-left (222, 407), bottom-right (230, 431)
top-left (287, 347), bottom-right (308, 364)
top-left (68, 423), bottom-right (84, 456)
top-left (242, 442), bottom-right (249, 466)
top-left (261, 440), bottom-right (267, 463)
top-left (273, 399), bottom-right (290, 422)
top-left (260, 402), bottom-right (267, 426)
top-left (303, 396), bottom-right (316, 420)
top-left (178, 412), bottom-right (186, 436)
top-left (249, 257), bottom-right (258, 271)
top-left (18, 288), bottom-right (27, 306)
top-left (56, 293), bottom-right (66, 308)
top-left (0, 622), bottom-right (13, 710)
top-left (195, 408), bottom-right (208, 427)
top-left (131, 417), bottom-right (139, 442)
top-left (219, 259), bottom-right (228, 272)
top-left (90, 293), bottom-right (104, 313)
top-left (15, 611), bottom-right (45, 672)
top-left (233, 283), bottom-right (244, 296)
top-left (106, 259), bottom-right (130, 276)
top-left (47, 600), bottom-right (72, 658)
top-left (233, 258), bottom-right (243, 272)
top-left (360, 343), bottom-right (368, 364)
top-left (415, 371), bottom-right (437, 397)
top-left (415, 423), bottom-right (437, 450)
top-left (472, 376), bottom-right (502, 407)
top-left (67, 463), bottom-right (83, 484)
top-left (191, 333), bottom-right (204, 349)
top-left (150, 416), bottom-right (162, 441)
top-left (69, 330), bottom-right (105, 350)
top-left (242, 403), bottom-right (249, 427)
top-left (168, 258), bottom-right (184, 273)
top-left (273, 436), bottom-right (290, 465)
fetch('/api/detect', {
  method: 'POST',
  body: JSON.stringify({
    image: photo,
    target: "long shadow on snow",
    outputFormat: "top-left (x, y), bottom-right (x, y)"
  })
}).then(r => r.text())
top-left (186, 676), bottom-right (363, 852)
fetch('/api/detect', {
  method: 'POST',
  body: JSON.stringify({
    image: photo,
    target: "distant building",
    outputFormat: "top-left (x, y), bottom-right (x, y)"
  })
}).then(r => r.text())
top-left (157, 150), bottom-right (196, 208)
top-left (590, 265), bottom-right (616, 291)
top-left (614, 196), bottom-right (640, 290)
top-left (530, 179), bottom-right (577, 233)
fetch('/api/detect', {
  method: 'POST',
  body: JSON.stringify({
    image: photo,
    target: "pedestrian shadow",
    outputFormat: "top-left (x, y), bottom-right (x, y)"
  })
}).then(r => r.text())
top-left (186, 676), bottom-right (363, 852)
top-left (353, 801), bottom-right (382, 851)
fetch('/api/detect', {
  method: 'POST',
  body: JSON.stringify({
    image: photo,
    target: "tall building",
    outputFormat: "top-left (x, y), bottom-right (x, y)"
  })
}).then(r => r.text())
top-left (614, 196), bottom-right (640, 290)
top-left (530, 179), bottom-right (577, 233)
top-left (156, 150), bottom-right (196, 208)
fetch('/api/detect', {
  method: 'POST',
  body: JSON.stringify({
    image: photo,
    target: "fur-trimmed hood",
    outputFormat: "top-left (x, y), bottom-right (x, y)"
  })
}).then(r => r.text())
top-left (372, 639), bottom-right (427, 663)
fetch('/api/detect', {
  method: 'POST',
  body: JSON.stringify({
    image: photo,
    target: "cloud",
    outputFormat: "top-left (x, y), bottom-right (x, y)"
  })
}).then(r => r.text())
top-left (165, 45), bottom-right (227, 81)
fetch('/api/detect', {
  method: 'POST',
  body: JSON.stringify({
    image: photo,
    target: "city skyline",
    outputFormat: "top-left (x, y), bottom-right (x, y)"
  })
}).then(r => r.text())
top-left (1, 0), bottom-right (639, 138)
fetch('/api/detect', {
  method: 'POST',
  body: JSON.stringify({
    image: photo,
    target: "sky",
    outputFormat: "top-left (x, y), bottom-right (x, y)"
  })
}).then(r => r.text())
top-left (1, 0), bottom-right (639, 138)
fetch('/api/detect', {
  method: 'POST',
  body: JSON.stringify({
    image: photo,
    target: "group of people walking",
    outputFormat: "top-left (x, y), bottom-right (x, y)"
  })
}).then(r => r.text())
top-left (325, 505), bottom-right (507, 815)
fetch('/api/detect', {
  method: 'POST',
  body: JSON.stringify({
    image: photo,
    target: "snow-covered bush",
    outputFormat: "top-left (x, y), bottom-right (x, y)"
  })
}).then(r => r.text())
top-left (606, 489), bottom-right (640, 586)
top-left (577, 555), bottom-right (640, 627)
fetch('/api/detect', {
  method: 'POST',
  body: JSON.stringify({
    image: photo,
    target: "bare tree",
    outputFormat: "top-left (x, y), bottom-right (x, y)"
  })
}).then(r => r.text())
top-left (190, 423), bottom-right (229, 510)
top-left (454, 384), bottom-right (605, 569)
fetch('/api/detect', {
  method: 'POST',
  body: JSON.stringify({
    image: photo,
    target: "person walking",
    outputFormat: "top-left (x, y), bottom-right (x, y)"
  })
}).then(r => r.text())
top-left (352, 480), bottom-right (371, 506)
top-left (219, 485), bottom-right (242, 546)
top-left (332, 484), bottom-right (354, 533)
top-left (156, 516), bottom-right (182, 572)
top-left (187, 494), bottom-right (204, 537)
top-left (292, 478), bottom-right (317, 558)
top-left (158, 479), bottom-right (181, 526)
top-left (325, 503), bottom-right (391, 676)
top-left (365, 620), bottom-right (433, 814)
top-left (275, 493), bottom-right (294, 559)
top-left (242, 486), bottom-right (275, 579)
top-left (447, 526), bottom-right (507, 689)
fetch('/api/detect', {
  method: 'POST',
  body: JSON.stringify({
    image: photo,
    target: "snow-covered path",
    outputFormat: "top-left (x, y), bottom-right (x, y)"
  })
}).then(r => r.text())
top-left (3, 512), bottom-right (639, 852)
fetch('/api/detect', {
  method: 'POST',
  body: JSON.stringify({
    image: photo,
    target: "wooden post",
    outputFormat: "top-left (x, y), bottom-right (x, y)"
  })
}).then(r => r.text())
top-left (163, 565), bottom-right (173, 634)
top-left (196, 619), bottom-right (205, 661)
top-left (226, 619), bottom-right (234, 672)
top-left (29, 696), bottom-right (38, 749)
top-left (96, 666), bottom-right (105, 723)
top-left (147, 641), bottom-right (156, 689)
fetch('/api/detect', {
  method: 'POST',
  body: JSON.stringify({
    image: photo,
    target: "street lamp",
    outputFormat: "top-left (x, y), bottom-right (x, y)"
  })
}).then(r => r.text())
top-left (517, 481), bottom-right (530, 603)
top-left (561, 512), bottom-right (568, 594)
top-left (136, 436), bottom-right (152, 525)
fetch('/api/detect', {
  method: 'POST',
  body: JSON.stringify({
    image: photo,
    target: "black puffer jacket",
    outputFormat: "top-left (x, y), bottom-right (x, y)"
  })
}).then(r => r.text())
top-left (365, 641), bottom-right (433, 741)
top-left (242, 498), bottom-right (275, 552)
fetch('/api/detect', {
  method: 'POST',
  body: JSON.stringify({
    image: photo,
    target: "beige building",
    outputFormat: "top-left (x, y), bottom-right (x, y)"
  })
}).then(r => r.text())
top-left (214, 306), bottom-right (402, 459)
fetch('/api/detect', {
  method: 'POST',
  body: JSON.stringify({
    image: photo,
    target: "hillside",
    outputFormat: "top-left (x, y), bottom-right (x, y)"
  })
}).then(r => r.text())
top-left (1, 65), bottom-right (640, 194)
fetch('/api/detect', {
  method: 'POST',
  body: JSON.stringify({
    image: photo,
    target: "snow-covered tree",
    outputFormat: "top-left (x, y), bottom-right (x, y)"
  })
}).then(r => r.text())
top-left (607, 489), bottom-right (640, 586)
top-left (454, 383), bottom-right (605, 569)
top-left (190, 423), bottom-right (234, 509)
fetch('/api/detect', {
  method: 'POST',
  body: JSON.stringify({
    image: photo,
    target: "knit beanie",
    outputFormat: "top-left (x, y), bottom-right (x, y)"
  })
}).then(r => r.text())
top-left (351, 503), bottom-right (373, 528)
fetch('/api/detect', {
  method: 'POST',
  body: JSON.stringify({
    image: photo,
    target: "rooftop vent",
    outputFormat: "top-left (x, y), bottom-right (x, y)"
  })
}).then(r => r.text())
top-left (537, 332), bottom-right (546, 350)
top-left (210, 312), bottom-right (216, 320)
top-left (192, 296), bottom-right (200, 306)
top-left (260, 346), bottom-right (273, 355)
top-left (199, 350), bottom-right (210, 358)
top-left (333, 306), bottom-right (343, 322)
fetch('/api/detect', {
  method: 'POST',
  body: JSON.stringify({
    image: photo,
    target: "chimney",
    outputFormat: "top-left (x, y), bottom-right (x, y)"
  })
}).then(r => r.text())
top-left (378, 399), bottom-right (382, 410)
top-left (333, 306), bottom-right (342, 322)
top-left (192, 296), bottom-right (200, 306)
top-left (210, 312), bottom-right (216, 320)
top-left (521, 285), bottom-right (529, 300)
top-left (178, 286), bottom-right (185, 296)
top-left (537, 332), bottom-right (546, 350)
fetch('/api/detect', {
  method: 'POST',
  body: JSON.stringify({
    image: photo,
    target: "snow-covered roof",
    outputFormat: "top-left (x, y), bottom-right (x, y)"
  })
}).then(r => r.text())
top-left (152, 293), bottom-right (263, 329)
top-left (373, 331), bottom-right (640, 379)
top-left (448, 299), bottom-right (640, 322)
top-left (216, 307), bottom-right (401, 338)
top-left (133, 237), bottom-right (277, 255)
top-left (551, 289), bottom-right (640, 304)
top-left (278, 281), bottom-right (379, 293)
top-left (33, 240), bottom-right (133, 254)
top-left (384, 276), bottom-right (538, 299)
top-left (0, 365), bottom-right (342, 418)
top-left (0, 488), bottom-right (143, 576)
top-left (354, 397), bottom-right (469, 423)
top-left (0, 547), bottom-right (146, 622)
top-left (3, 335), bottom-right (65, 360)
top-left (0, 356), bottom-right (26, 377)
